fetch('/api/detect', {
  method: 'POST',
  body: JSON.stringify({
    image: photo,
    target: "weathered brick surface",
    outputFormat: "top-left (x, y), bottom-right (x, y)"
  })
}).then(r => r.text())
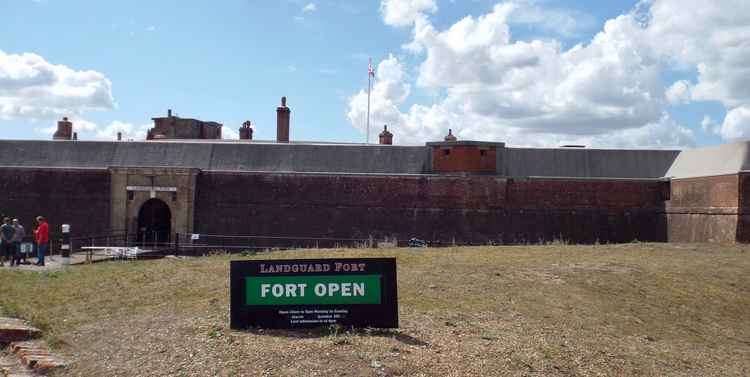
top-left (666, 174), bottom-right (742, 242)
top-left (431, 145), bottom-right (497, 173)
top-left (0, 168), bottom-right (111, 238)
top-left (195, 173), bottom-right (666, 244)
top-left (668, 174), bottom-right (738, 209)
top-left (9, 341), bottom-right (65, 372)
top-left (506, 178), bottom-right (666, 209)
top-left (0, 353), bottom-right (36, 377)
top-left (667, 213), bottom-right (738, 243)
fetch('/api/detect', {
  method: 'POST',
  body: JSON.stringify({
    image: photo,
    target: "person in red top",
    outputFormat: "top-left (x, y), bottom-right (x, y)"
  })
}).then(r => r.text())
top-left (34, 216), bottom-right (49, 267)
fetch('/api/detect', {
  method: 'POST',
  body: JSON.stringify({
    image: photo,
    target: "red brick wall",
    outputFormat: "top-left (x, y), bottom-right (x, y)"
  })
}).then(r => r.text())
top-left (431, 146), bottom-right (496, 173)
top-left (194, 172), bottom-right (666, 245)
top-left (507, 178), bottom-right (666, 209)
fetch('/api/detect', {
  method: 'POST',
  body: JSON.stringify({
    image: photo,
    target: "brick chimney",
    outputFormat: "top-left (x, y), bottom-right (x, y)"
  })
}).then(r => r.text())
top-left (276, 96), bottom-right (290, 143)
top-left (379, 125), bottom-right (393, 145)
top-left (239, 121), bottom-right (253, 140)
top-left (444, 129), bottom-right (457, 142)
top-left (53, 117), bottom-right (73, 140)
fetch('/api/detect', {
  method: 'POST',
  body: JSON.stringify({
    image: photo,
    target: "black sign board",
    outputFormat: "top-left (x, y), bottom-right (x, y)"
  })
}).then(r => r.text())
top-left (230, 258), bottom-right (398, 329)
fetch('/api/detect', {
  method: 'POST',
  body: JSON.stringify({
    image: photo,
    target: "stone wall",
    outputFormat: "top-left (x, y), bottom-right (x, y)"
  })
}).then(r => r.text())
top-left (194, 172), bottom-right (667, 245)
top-left (0, 168), bottom-right (111, 239)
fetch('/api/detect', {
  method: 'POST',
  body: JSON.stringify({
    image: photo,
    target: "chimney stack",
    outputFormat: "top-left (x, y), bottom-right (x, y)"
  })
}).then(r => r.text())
top-left (53, 117), bottom-right (73, 140)
top-left (276, 96), bottom-right (290, 143)
top-left (444, 129), bottom-right (457, 142)
top-left (117, 132), bottom-right (122, 141)
top-left (379, 125), bottom-right (393, 145)
top-left (239, 121), bottom-right (253, 140)
top-left (168, 109), bottom-right (172, 117)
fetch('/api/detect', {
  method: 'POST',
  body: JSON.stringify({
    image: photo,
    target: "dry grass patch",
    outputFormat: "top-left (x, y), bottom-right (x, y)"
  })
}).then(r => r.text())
top-left (0, 243), bottom-right (749, 376)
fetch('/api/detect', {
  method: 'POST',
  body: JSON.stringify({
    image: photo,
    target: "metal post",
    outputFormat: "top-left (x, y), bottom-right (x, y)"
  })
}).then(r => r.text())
top-left (175, 232), bottom-right (179, 256)
top-left (366, 61), bottom-right (372, 144)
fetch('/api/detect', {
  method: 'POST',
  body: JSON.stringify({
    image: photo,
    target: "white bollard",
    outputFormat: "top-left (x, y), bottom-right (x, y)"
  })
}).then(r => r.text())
top-left (61, 224), bottom-right (71, 265)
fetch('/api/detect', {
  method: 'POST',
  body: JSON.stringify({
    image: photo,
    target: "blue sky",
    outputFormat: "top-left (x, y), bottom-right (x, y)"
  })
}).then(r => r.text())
top-left (1, 0), bottom-right (746, 147)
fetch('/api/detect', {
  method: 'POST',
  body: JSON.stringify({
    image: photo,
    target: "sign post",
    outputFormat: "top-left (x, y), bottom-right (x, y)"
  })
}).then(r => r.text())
top-left (230, 258), bottom-right (398, 329)
top-left (61, 224), bottom-right (71, 265)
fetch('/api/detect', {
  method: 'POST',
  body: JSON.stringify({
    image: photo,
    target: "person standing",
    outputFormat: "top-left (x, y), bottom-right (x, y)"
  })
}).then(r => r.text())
top-left (12, 219), bottom-right (25, 265)
top-left (34, 216), bottom-right (49, 267)
top-left (0, 217), bottom-right (16, 267)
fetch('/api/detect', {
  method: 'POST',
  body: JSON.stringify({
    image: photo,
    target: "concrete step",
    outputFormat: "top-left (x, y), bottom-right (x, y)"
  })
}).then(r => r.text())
top-left (0, 319), bottom-right (40, 343)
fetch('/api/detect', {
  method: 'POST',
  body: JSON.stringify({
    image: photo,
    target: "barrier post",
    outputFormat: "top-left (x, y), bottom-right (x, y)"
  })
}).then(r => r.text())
top-left (61, 224), bottom-right (71, 265)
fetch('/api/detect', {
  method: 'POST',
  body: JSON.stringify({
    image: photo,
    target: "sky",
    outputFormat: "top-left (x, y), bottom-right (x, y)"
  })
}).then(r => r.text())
top-left (0, 0), bottom-right (748, 148)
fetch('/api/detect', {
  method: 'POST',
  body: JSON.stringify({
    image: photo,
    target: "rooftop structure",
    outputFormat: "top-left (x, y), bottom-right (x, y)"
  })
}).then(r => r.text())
top-left (148, 109), bottom-right (222, 140)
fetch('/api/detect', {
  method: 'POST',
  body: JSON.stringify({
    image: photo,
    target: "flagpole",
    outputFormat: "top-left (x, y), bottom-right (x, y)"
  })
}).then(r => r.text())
top-left (366, 58), bottom-right (372, 144)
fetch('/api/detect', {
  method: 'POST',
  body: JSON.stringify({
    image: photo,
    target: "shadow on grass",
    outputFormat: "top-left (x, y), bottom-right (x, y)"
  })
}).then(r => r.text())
top-left (241, 326), bottom-right (429, 346)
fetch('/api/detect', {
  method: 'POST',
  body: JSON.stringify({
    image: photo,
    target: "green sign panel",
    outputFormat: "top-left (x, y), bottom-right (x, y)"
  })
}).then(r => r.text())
top-left (246, 275), bottom-right (381, 305)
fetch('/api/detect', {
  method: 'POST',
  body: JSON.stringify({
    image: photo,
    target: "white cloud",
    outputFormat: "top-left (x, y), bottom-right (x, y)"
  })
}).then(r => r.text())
top-left (380, 0), bottom-right (437, 27)
top-left (34, 118), bottom-right (150, 140)
top-left (701, 115), bottom-right (719, 134)
top-left (223, 127), bottom-right (239, 140)
top-left (665, 80), bottom-right (692, 105)
top-left (94, 120), bottom-right (150, 140)
top-left (0, 50), bottom-right (115, 120)
top-left (302, 3), bottom-right (317, 13)
top-left (146, 25), bottom-right (156, 32)
top-left (643, 0), bottom-right (750, 108)
top-left (346, 54), bottom-right (411, 138)
top-left (348, 0), bottom-right (750, 147)
top-left (719, 106), bottom-right (750, 140)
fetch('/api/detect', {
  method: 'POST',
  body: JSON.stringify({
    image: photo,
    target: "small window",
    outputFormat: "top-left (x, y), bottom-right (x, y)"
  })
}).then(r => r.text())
top-left (442, 149), bottom-right (451, 156)
top-left (172, 192), bottom-right (178, 202)
top-left (480, 149), bottom-right (487, 157)
top-left (127, 191), bottom-right (134, 201)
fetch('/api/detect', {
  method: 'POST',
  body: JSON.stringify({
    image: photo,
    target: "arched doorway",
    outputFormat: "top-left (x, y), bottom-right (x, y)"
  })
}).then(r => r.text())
top-left (137, 198), bottom-right (172, 245)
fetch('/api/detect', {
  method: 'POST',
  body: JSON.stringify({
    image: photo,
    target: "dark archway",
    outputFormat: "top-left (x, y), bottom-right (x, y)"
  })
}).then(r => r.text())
top-left (137, 198), bottom-right (172, 245)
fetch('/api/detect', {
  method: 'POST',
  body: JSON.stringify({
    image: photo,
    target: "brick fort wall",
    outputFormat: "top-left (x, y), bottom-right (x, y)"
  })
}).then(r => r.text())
top-left (194, 172), bottom-right (667, 244)
top-left (0, 168), bottom-right (111, 239)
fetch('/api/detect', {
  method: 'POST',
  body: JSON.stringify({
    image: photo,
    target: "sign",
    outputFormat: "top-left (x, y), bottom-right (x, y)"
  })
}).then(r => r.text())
top-left (126, 186), bottom-right (178, 192)
top-left (20, 242), bottom-right (33, 255)
top-left (230, 258), bottom-right (398, 329)
top-left (191, 233), bottom-right (200, 240)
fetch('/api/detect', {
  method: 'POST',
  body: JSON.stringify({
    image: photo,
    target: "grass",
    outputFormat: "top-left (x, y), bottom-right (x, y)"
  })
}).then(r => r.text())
top-left (1, 243), bottom-right (749, 376)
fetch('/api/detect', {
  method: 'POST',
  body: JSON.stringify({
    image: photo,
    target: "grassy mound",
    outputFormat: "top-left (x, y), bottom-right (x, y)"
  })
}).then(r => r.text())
top-left (1, 244), bottom-right (749, 376)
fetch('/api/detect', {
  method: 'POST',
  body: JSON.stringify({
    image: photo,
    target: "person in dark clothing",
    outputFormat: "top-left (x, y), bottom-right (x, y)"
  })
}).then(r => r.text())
top-left (0, 217), bottom-right (16, 267)
top-left (11, 219), bottom-right (25, 265)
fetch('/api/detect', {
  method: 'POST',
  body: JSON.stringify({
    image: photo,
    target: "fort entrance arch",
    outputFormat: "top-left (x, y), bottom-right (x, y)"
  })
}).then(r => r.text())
top-left (109, 167), bottom-right (199, 241)
top-left (138, 198), bottom-right (172, 244)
